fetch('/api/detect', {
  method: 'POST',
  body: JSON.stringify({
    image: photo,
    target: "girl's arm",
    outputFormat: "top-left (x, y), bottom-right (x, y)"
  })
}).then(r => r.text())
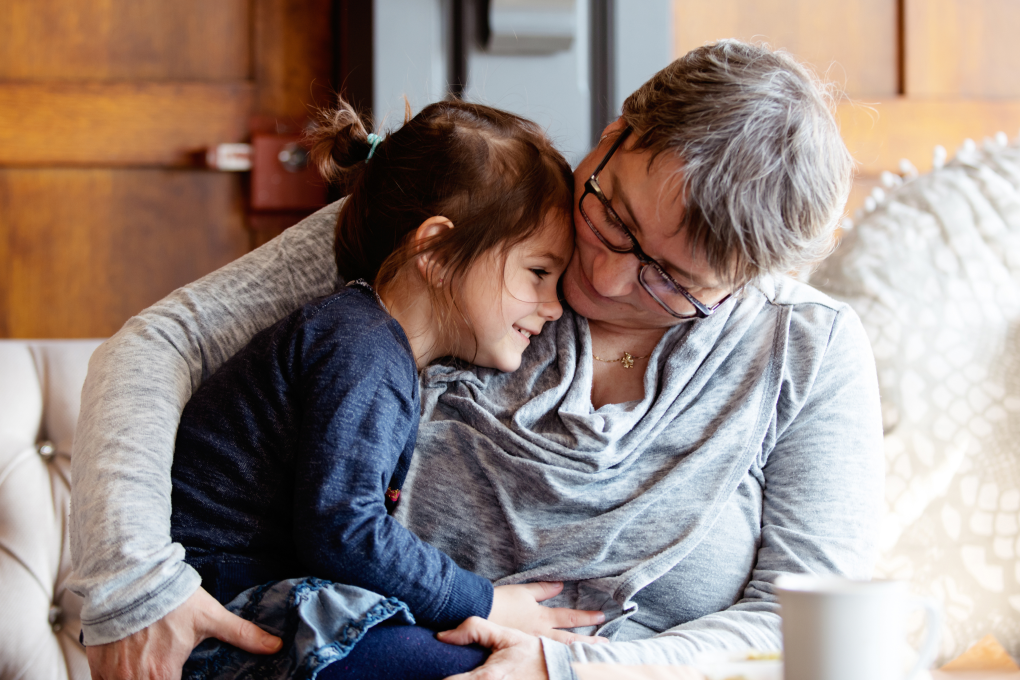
top-left (69, 203), bottom-right (340, 645)
top-left (287, 295), bottom-right (608, 634)
top-left (290, 303), bottom-right (493, 628)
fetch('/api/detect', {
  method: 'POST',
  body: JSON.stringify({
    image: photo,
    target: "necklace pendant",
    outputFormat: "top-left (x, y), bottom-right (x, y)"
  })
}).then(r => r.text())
top-left (621, 352), bottom-right (634, 369)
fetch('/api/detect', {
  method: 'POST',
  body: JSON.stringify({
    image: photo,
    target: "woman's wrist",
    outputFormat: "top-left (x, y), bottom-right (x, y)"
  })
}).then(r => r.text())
top-left (539, 636), bottom-right (574, 680)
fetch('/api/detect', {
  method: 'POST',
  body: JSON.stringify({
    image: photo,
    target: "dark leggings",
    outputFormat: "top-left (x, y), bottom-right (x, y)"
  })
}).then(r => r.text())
top-left (317, 620), bottom-right (489, 680)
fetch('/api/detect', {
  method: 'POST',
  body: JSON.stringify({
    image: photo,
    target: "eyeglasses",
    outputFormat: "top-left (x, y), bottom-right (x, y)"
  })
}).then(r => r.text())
top-left (578, 127), bottom-right (727, 319)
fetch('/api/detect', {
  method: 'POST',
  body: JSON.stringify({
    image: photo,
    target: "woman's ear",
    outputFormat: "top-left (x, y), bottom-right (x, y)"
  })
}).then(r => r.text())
top-left (599, 118), bottom-right (628, 143)
top-left (414, 216), bottom-right (454, 285)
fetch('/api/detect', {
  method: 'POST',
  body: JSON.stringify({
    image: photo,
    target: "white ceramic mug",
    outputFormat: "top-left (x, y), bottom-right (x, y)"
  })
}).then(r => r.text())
top-left (776, 575), bottom-right (941, 680)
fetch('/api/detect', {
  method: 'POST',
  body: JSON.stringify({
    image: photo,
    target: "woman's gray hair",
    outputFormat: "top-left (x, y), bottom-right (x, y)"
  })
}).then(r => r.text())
top-left (621, 39), bottom-right (853, 286)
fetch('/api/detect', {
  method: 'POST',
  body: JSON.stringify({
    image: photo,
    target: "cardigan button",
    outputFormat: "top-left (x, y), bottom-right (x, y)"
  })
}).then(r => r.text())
top-left (49, 604), bottom-right (63, 632)
top-left (37, 441), bottom-right (56, 461)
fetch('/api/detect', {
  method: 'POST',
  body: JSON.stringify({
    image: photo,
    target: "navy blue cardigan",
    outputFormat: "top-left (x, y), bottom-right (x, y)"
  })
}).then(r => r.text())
top-left (170, 283), bottom-right (493, 629)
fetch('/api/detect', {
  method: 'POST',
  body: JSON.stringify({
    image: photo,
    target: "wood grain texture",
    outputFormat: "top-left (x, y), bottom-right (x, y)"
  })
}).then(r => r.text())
top-left (0, 169), bottom-right (249, 338)
top-left (253, 0), bottom-right (335, 117)
top-left (0, 83), bottom-right (254, 166)
top-left (837, 98), bottom-right (1020, 175)
top-left (0, 0), bottom-right (330, 338)
top-left (0, 0), bottom-right (250, 81)
top-left (905, 0), bottom-right (1020, 98)
top-left (0, 175), bottom-right (9, 338)
top-left (673, 0), bottom-right (899, 96)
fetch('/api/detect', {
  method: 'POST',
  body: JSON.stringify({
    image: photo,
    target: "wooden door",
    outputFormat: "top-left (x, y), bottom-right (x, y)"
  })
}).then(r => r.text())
top-left (0, 0), bottom-right (336, 338)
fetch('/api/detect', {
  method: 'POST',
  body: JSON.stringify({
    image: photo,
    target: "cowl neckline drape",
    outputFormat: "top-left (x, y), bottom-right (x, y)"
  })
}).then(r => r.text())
top-left (409, 282), bottom-right (787, 630)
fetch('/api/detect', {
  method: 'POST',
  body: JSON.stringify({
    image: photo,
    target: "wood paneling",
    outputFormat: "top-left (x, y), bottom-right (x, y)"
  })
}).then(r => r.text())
top-left (0, 0), bottom-right (340, 338)
top-left (905, 0), bottom-right (1020, 98)
top-left (0, 176), bottom-right (9, 338)
top-left (254, 0), bottom-right (335, 118)
top-left (0, 170), bottom-right (249, 338)
top-left (0, 83), bottom-right (254, 166)
top-left (0, 0), bottom-right (250, 80)
top-left (838, 98), bottom-right (1020, 175)
top-left (673, 0), bottom-right (899, 96)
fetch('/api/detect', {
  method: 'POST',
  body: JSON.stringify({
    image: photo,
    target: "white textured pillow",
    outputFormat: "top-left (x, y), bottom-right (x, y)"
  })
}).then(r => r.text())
top-left (811, 139), bottom-right (1020, 662)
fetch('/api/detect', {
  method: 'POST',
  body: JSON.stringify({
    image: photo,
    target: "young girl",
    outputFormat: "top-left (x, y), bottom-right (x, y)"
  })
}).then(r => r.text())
top-left (169, 98), bottom-right (579, 679)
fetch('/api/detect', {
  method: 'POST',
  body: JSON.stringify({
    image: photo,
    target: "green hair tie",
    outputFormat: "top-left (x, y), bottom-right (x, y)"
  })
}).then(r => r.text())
top-left (366, 133), bottom-right (382, 160)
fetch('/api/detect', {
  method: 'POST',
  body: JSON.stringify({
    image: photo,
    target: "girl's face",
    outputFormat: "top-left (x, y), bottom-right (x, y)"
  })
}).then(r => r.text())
top-left (454, 210), bottom-right (574, 372)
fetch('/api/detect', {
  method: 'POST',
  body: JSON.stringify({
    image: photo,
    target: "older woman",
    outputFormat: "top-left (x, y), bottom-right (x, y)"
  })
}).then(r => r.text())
top-left (70, 41), bottom-right (882, 680)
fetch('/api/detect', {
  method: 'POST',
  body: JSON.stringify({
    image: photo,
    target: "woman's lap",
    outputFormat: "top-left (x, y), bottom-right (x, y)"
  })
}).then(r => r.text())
top-left (186, 579), bottom-right (485, 680)
top-left (317, 621), bottom-right (489, 680)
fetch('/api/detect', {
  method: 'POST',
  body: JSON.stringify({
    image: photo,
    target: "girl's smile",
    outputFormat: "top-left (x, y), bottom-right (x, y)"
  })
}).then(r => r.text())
top-left (455, 210), bottom-right (574, 372)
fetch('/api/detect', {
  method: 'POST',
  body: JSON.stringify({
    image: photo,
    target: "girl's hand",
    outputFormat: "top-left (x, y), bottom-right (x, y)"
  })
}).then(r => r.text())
top-left (488, 582), bottom-right (607, 644)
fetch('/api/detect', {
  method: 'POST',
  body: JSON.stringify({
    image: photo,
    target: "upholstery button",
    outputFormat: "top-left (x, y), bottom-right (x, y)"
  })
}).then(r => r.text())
top-left (49, 604), bottom-right (63, 632)
top-left (37, 441), bottom-right (56, 461)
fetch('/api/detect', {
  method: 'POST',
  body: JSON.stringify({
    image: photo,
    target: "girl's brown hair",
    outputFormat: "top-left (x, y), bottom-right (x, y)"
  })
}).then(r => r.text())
top-left (306, 97), bottom-right (574, 306)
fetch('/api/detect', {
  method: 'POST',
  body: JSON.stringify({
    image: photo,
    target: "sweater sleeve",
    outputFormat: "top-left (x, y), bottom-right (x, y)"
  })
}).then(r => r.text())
top-left (290, 303), bottom-right (493, 628)
top-left (542, 307), bottom-right (884, 676)
top-left (69, 203), bottom-right (341, 645)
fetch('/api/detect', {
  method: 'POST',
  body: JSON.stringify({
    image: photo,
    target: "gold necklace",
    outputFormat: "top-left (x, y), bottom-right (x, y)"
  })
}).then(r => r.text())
top-left (592, 351), bottom-right (649, 369)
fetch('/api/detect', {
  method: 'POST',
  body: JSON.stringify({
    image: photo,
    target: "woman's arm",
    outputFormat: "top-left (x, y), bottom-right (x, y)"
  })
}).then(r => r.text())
top-left (468, 305), bottom-right (884, 678)
top-left (555, 306), bottom-right (883, 672)
top-left (69, 203), bottom-right (340, 646)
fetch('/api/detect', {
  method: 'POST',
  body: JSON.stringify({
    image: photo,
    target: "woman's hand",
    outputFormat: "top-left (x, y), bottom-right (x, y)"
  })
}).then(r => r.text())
top-left (85, 587), bottom-right (282, 680)
top-left (488, 582), bottom-right (607, 644)
top-left (439, 617), bottom-right (548, 680)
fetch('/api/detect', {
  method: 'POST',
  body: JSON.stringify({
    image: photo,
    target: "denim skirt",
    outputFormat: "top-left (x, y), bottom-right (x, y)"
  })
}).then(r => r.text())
top-left (184, 577), bottom-right (415, 680)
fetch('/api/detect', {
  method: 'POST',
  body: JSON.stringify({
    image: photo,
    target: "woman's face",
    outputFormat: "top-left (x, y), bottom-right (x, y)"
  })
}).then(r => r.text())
top-left (562, 122), bottom-right (733, 331)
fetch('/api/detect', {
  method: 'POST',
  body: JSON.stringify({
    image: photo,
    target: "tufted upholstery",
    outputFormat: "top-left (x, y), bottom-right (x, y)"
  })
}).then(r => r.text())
top-left (0, 339), bottom-right (102, 680)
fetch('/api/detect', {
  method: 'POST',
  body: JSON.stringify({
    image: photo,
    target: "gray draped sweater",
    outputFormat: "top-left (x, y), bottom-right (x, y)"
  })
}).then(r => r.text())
top-left (69, 202), bottom-right (884, 678)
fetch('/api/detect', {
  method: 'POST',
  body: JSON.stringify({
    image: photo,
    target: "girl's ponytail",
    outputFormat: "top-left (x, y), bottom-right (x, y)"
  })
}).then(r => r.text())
top-left (306, 99), bottom-right (374, 192)
top-left (310, 94), bottom-right (574, 297)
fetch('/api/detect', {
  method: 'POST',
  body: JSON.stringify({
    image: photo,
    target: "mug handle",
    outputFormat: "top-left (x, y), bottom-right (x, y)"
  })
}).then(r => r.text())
top-left (905, 596), bottom-right (942, 680)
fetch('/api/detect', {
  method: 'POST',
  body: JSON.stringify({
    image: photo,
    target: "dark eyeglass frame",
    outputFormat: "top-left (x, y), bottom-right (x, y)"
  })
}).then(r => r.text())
top-left (579, 126), bottom-right (726, 319)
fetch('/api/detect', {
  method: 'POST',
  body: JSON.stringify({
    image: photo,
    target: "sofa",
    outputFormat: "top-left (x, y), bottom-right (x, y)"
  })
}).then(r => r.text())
top-left (4, 137), bottom-right (1020, 679)
top-left (0, 340), bottom-right (99, 680)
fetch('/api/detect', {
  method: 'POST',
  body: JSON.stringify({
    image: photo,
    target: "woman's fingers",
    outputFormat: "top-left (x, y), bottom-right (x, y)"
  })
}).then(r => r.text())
top-left (83, 587), bottom-right (282, 680)
top-left (192, 587), bottom-right (282, 654)
top-left (439, 619), bottom-right (549, 680)
top-left (540, 605), bottom-right (606, 629)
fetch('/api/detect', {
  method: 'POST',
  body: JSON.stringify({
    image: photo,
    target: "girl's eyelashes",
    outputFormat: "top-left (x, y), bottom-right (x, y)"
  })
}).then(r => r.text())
top-left (530, 268), bottom-right (551, 279)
